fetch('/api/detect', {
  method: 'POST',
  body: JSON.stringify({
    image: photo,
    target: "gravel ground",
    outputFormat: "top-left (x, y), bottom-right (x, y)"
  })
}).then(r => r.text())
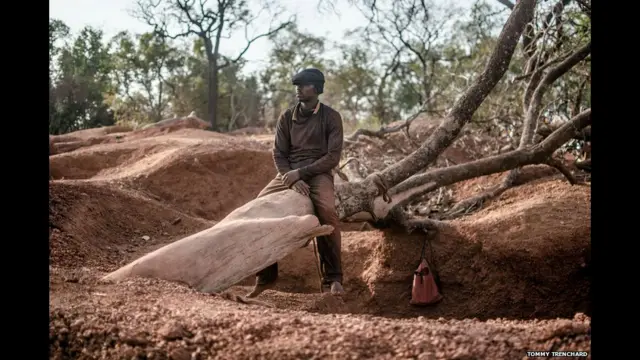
top-left (50, 268), bottom-right (591, 360)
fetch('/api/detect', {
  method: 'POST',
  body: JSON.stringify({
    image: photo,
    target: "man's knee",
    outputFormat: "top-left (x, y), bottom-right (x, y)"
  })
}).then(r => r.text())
top-left (257, 175), bottom-right (287, 198)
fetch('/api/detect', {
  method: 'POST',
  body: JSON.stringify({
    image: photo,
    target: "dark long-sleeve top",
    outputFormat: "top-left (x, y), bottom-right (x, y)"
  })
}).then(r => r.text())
top-left (272, 101), bottom-right (344, 180)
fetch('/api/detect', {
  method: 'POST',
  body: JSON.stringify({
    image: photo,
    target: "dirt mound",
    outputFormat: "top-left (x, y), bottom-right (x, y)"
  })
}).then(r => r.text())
top-left (49, 267), bottom-right (591, 360)
top-left (49, 141), bottom-right (174, 180)
top-left (365, 179), bottom-right (590, 320)
top-left (451, 164), bottom-right (563, 202)
top-left (49, 181), bottom-right (211, 270)
top-left (50, 129), bottom-right (271, 178)
top-left (50, 126), bottom-right (134, 155)
top-left (130, 117), bottom-right (211, 139)
top-left (50, 134), bottom-right (122, 155)
top-left (228, 126), bottom-right (272, 136)
top-left (124, 146), bottom-right (276, 220)
top-left (50, 118), bottom-right (215, 155)
top-left (50, 131), bottom-right (275, 220)
top-left (50, 125), bottom-right (133, 144)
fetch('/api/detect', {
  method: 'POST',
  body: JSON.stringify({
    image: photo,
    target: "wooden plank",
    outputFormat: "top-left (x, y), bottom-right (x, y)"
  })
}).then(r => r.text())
top-left (101, 190), bottom-right (333, 293)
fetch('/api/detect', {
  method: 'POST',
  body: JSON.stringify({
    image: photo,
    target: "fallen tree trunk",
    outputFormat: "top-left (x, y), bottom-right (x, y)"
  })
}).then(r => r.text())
top-left (102, 190), bottom-right (332, 293)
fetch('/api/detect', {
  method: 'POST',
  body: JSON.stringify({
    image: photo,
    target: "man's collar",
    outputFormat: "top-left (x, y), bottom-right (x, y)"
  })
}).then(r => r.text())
top-left (292, 101), bottom-right (321, 121)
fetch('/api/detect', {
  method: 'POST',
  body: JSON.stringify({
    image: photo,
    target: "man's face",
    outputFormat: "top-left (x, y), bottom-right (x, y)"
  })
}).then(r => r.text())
top-left (295, 84), bottom-right (316, 101)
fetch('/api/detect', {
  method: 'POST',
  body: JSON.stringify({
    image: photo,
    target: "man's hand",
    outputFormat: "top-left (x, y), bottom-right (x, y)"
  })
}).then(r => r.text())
top-left (291, 180), bottom-right (310, 196)
top-left (282, 169), bottom-right (301, 187)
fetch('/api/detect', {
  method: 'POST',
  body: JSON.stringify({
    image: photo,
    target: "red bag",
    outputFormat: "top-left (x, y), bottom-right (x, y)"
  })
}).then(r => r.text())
top-left (410, 236), bottom-right (443, 306)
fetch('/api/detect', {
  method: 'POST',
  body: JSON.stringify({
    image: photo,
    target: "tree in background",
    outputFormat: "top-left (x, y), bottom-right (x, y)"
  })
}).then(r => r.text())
top-left (133, 0), bottom-right (292, 131)
top-left (49, 0), bottom-right (590, 146)
top-left (49, 23), bottom-right (115, 134)
top-left (110, 31), bottom-right (182, 124)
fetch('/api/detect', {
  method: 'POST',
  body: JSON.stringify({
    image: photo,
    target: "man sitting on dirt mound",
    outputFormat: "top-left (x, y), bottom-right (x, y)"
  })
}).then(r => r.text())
top-left (247, 68), bottom-right (345, 298)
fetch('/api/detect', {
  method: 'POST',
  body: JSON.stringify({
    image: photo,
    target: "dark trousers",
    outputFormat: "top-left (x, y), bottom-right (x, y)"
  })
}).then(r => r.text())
top-left (255, 173), bottom-right (342, 285)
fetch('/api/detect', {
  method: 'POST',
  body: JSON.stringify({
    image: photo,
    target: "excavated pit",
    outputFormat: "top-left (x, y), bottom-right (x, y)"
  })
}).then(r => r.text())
top-left (230, 179), bottom-right (590, 320)
top-left (50, 173), bottom-right (590, 320)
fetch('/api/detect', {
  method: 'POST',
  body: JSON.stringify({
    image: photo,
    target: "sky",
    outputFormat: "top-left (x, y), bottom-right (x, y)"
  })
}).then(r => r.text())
top-left (50, 0), bottom-right (480, 75)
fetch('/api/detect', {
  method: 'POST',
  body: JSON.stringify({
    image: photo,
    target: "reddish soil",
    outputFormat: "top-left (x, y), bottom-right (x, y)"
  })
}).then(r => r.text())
top-left (50, 129), bottom-right (274, 221)
top-left (50, 125), bottom-right (134, 144)
top-left (50, 117), bottom-right (213, 155)
top-left (450, 165), bottom-right (563, 203)
top-left (49, 181), bottom-right (213, 271)
top-left (50, 268), bottom-right (590, 360)
top-left (49, 121), bottom-right (591, 359)
top-left (228, 126), bottom-right (272, 136)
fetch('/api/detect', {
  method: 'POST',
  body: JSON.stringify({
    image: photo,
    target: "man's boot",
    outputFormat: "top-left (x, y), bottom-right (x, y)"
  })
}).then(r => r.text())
top-left (323, 281), bottom-right (344, 295)
top-left (330, 281), bottom-right (344, 295)
top-left (246, 279), bottom-right (276, 298)
top-left (247, 263), bottom-right (278, 298)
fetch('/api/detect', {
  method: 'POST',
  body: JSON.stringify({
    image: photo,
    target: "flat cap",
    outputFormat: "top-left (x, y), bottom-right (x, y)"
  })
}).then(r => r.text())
top-left (292, 68), bottom-right (325, 85)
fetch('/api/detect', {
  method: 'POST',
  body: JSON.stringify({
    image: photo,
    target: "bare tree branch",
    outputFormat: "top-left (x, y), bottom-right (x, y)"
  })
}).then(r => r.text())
top-left (571, 75), bottom-right (589, 117)
top-left (538, 123), bottom-right (590, 142)
top-left (347, 102), bottom-right (428, 141)
top-left (219, 18), bottom-right (293, 69)
top-left (390, 108), bottom-right (591, 197)
top-left (520, 41), bottom-right (591, 148)
top-left (371, 108), bottom-right (591, 220)
top-left (445, 36), bottom-right (590, 218)
top-left (378, 0), bottom-right (536, 187)
top-left (494, 0), bottom-right (515, 10)
top-left (546, 157), bottom-right (577, 185)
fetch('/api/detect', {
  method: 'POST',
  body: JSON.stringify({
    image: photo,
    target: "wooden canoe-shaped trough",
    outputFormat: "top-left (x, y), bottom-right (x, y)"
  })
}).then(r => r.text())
top-left (102, 190), bottom-right (333, 293)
